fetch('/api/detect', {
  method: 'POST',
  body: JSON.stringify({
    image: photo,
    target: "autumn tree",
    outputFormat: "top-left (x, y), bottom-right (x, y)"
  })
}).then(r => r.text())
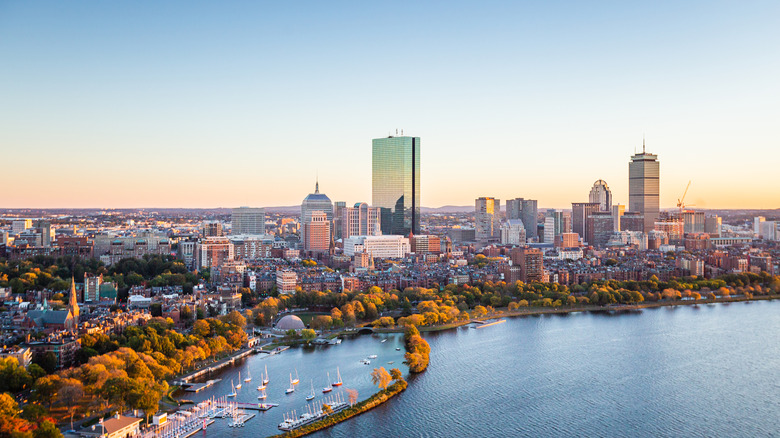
top-left (57, 378), bottom-right (84, 430)
top-left (345, 388), bottom-right (358, 406)
top-left (389, 368), bottom-right (403, 382)
top-left (371, 367), bottom-right (392, 390)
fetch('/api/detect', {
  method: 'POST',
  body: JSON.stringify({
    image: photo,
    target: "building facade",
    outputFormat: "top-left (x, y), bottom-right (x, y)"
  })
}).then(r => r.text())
top-left (231, 207), bottom-right (265, 235)
top-left (475, 197), bottom-right (501, 244)
top-left (372, 135), bottom-right (420, 235)
top-left (629, 143), bottom-right (660, 233)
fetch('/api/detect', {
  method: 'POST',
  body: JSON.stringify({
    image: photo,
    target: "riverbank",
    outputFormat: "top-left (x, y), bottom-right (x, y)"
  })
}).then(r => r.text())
top-left (269, 379), bottom-right (408, 438)
top-left (364, 293), bottom-right (780, 335)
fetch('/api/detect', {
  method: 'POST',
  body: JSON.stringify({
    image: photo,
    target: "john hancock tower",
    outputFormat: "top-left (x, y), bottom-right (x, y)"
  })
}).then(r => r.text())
top-left (372, 134), bottom-right (420, 236)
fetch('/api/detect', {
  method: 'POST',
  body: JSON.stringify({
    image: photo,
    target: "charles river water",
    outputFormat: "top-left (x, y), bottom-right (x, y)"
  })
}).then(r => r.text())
top-left (179, 300), bottom-right (780, 437)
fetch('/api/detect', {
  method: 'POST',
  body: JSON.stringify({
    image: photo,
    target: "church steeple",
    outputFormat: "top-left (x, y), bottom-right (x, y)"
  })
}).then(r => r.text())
top-left (69, 277), bottom-right (80, 328)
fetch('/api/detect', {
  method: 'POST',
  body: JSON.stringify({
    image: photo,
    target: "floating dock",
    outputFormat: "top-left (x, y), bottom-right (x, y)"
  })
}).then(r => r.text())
top-left (475, 319), bottom-right (506, 329)
top-left (183, 379), bottom-right (220, 392)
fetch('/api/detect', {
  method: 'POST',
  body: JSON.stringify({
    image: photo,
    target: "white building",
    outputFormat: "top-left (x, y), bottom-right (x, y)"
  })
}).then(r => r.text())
top-left (12, 219), bottom-right (32, 234)
top-left (343, 235), bottom-right (410, 258)
top-left (475, 197), bottom-right (501, 244)
top-left (341, 203), bottom-right (381, 239)
top-left (500, 219), bottom-right (526, 245)
top-left (276, 270), bottom-right (298, 294)
top-left (231, 207), bottom-right (265, 235)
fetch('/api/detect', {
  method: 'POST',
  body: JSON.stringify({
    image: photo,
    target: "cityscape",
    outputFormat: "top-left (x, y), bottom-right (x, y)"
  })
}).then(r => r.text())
top-left (1, 2), bottom-right (779, 438)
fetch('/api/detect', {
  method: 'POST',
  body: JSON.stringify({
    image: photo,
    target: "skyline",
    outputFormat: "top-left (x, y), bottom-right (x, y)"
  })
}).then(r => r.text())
top-left (1, 1), bottom-right (779, 209)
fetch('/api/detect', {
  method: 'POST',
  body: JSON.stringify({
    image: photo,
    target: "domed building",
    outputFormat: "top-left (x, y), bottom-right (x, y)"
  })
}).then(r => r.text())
top-left (275, 314), bottom-right (306, 332)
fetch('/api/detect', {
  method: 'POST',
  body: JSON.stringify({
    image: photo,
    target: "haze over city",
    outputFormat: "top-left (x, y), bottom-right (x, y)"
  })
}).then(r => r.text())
top-left (2, 1), bottom-right (779, 209)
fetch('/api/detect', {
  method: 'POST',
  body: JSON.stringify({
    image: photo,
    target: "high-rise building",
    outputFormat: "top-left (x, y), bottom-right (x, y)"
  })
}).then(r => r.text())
top-left (301, 181), bottom-right (333, 244)
top-left (333, 201), bottom-right (347, 240)
top-left (612, 204), bottom-right (625, 231)
top-left (196, 237), bottom-right (234, 269)
top-left (682, 211), bottom-right (705, 234)
top-left (341, 203), bottom-right (381, 240)
top-left (621, 212), bottom-right (645, 232)
top-left (201, 220), bottom-right (223, 237)
top-left (84, 273), bottom-right (103, 302)
top-left (231, 207), bottom-right (265, 235)
top-left (754, 217), bottom-right (765, 237)
top-left (589, 180), bottom-right (612, 211)
top-left (510, 247), bottom-right (544, 283)
top-left (705, 216), bottom-right (722, 237)
top-left (411, 234), bottom-right (441, 254)
top-left (506, 198), bottom-right (538, 239)
top-left (303, 210), bottom-right (331, 254)
top-left (571, 202), bottom-right (600, 244)
top-left (629, 141), bottom-right (660, 233)
top-left (475, 197), bottom-right (501, 244)
top-left (372, 135), bottom-right (420, 235)
top-left (500, 219), bottom-right (526, 245)
top-left (587, 212), bottom-right (614, 248)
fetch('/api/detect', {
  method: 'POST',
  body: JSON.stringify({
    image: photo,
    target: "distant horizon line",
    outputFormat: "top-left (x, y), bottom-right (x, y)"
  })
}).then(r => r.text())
top-left (1, 205), bottom-right (778, 212)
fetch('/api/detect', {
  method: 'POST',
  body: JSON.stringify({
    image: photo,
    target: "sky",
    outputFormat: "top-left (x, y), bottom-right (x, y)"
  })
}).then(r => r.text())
top-left (1, 1), bottom-right (778, 209)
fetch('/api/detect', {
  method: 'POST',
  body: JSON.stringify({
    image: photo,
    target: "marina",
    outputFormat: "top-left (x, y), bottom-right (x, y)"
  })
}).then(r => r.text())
top-left (277, 393), bottom-right (349, 431)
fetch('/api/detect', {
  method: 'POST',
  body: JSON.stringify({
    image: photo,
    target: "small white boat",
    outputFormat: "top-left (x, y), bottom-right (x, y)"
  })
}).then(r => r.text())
top-left (235, 372), bottom-right (242, 389)
top-left (257, 384), bottom-right (267, 391)
top-left (387, 361), bottom-right (394, 364)
top-left (258, 388), bottom-right (267, 400)
top-left (291, 369), bottom-right (300, 385)
top-left (306, 380), bottom-right (315, 401)
top-left (368, 354), bottom-right (378, 359)
top-left (332, 367), bottom-right (343, 386)
top-left (245, 370), bottom-right (252, 383)
top-left (361, 359), bottom-right (371, 365)
top-left (285, 373), bottom-right (295, 394)
top-left (263, 365), bottom-right (270, 385)
top-left (381, 339), bottom-right (387, 343)
top-left (323, 372), bottom-right (333, 393)
top-left (396, 347), bottom-right (401, 351)
top-left (227, 380), bottom-right (237, 397)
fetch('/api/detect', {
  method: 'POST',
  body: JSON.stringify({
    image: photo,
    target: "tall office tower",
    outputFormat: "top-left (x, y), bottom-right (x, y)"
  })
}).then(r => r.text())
top-left (372, 135), bottom-right (420, 235)
top-left (629, 141), bottom-right (660, 233)
top-left (705, 215), bottom-right (722, 237)
top-left (682, 211), bottom-right (705, 234)
top-left (571, 202), bottom-right (600, 244)
top-left (500, 219), bottom-right (527, 245)
top-left (754, 217), bottom-right (765, 237)
top-left (303, 210), bottom-right (331, 254)
top-left (301, 181), bottom-right (333, 244)
top-left (587, 212), bottom-right (614, 248)
top-left (341, 203), bottom-right (382, 239)
top-left (201, 220), bottom-right (223, 237)
top-left (543, 216), bottom-right (556, 243)
top-left (506, 198), bottom-right (538, 239)
top-left (545, 209), bottom-right (565, 236)
top-left (231, 207), bottom-right (265, 235)
top-left (612, 204), bottom-right (626, 231)
top-left (475, 197), bottom-right (501, 244)
top-left (589, 180), bottom-right (612, 211)
top-left (333, 201), bottom-right (346, 240)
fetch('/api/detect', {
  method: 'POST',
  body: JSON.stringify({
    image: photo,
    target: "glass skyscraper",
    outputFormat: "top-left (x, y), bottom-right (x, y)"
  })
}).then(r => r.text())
top-left (372, 136), bottom-right (420, 235)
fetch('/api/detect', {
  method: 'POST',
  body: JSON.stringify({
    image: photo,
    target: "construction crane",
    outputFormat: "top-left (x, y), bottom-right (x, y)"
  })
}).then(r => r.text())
top-left (677, 180), bottom-right (692, 211)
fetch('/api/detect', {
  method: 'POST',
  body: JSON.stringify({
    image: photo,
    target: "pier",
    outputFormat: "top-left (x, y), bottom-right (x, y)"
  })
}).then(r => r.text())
top-left (174, 348), bottom-right (256, 385)
top-left (474, 319), bottom-right (506, 329)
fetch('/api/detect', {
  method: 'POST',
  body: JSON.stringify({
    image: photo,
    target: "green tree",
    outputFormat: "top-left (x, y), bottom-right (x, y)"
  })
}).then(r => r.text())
top-left (389, 368), bottom-right (403, 382)
top-left (32, 420), bottom-right (63, 438)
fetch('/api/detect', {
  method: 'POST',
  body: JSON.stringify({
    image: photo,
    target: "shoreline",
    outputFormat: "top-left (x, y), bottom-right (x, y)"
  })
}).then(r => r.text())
top-left (367, 294), bottom-right (780, 335)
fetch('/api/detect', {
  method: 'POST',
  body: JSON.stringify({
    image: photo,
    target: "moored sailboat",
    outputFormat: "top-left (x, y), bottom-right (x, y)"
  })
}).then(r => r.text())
top-left (332, 367), bottom-right (343, 386)
top-left (306, 379), bottom-right (315, 401)
top-left (322, 372), bottom-right (333, 393)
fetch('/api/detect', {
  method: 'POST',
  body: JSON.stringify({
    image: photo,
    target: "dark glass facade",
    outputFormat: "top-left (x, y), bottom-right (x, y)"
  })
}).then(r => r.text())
top-left (372, 136), bottom-right (420, 235)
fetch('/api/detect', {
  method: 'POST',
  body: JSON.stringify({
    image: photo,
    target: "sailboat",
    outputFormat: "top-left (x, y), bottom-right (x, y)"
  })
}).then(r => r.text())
top-left (285, 373), bottom-right (295, 394)
top-left (332, 367), bottom-right (343, 386)
top-left (257, 388), bottom-right (267, 400)
top-left (235, 372), bottom-right (243, 389)
top-left (263, 365), bottom-right (270, 385)
top-left (322, 372), bottom-right (333, 393)
top-left (227, 380), bottom-right (237, 397)
top-left (306, 380), bottom-right (315, 401)
top-left (244, 370), bottom-right (252, 383)
top-left (291, 369), bottom-right (300, 385)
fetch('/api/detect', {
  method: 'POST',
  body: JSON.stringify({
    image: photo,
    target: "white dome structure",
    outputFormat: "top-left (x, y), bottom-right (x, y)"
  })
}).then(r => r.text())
top-left (276, 315), bottom-right (306, 331)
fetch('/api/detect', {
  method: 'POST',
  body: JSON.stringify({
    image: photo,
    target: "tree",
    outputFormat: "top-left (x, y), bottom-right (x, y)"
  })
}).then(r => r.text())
top-left (301, 329), bottom-right (317, 342)
top-left (345, 388), bottom-right (358, 406)
top-left (223, 310), bottom-right (247, 328)
top-left (32, 420), bottom-right (63, 438)
top-left (389, 368), bottom-right (403, 382)
top-left (150, 303), bottom-right (163, 317)
top-left (33, 352), bottom-right (58, 375)
top-left (20, 404), bottom-right (46, 422)
top-left (371, 367), bottom-right (392, 390)
top-left (0, 393), bottom-right (19, 418)
top-left (57, 379), bottom-right (84, 430)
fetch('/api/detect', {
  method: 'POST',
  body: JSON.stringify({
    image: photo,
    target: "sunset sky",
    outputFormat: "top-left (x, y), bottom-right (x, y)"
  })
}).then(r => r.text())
top-left (1, 1), bottom-right (778, 209)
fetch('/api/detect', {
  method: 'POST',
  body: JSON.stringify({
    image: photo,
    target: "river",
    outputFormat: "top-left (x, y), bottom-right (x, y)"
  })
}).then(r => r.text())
top-left (182, 300), bottom-right (780, 437)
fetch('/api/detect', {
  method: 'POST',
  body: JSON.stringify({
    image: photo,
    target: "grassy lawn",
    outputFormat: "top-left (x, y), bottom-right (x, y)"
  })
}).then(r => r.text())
top-left (285, 312), bottom-right (329, 326)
